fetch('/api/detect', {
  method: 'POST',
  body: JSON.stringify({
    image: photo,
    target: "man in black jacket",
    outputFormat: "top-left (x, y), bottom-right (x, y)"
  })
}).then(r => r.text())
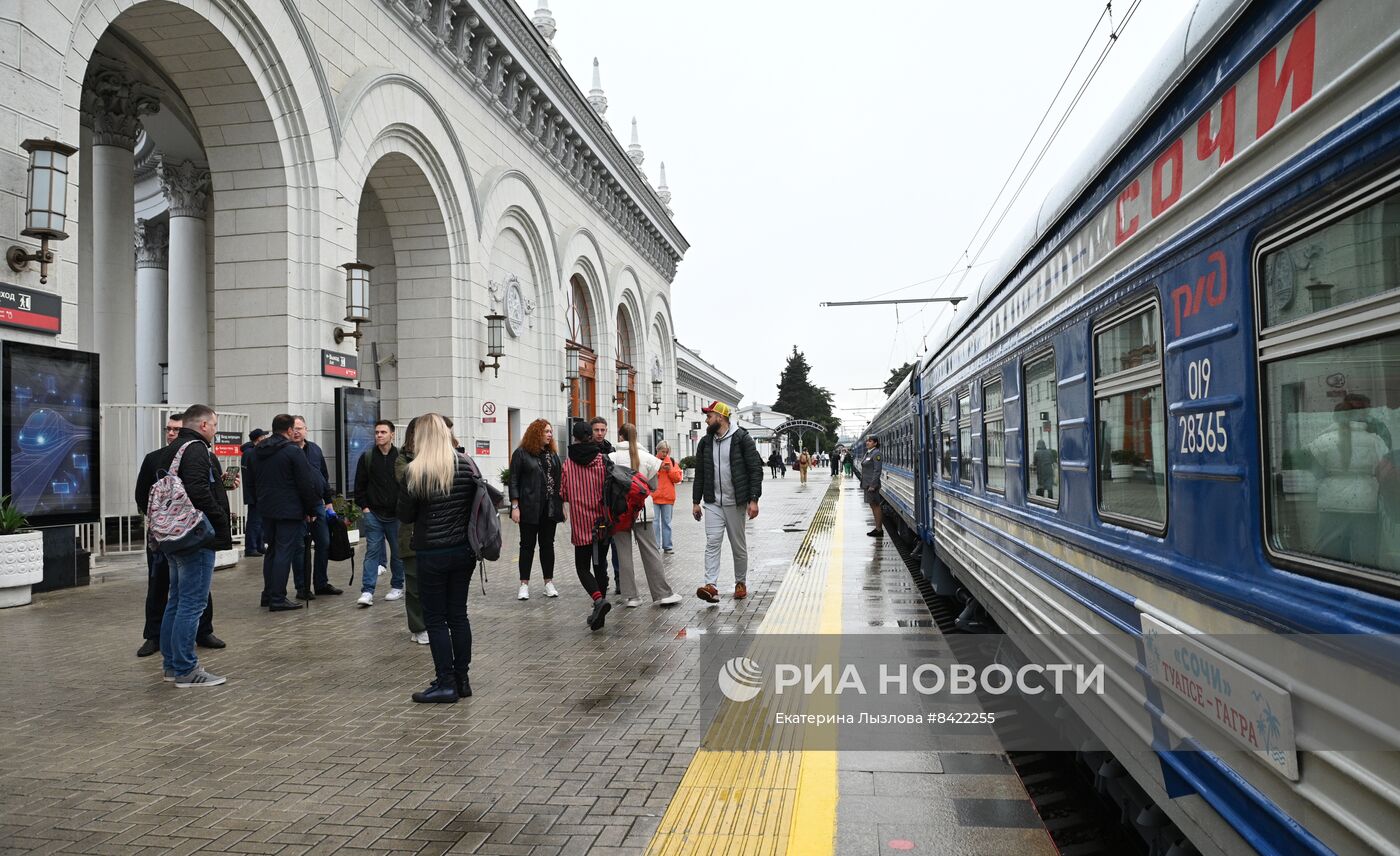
top-left (255, 413), bottom-right (324, 610)
top-left (138, 404), bottom-right (232, 687)
top-left (290, 415), bottom-right (341, 598)
top-left (134, 413), bottom-right (221, 657)
top-left (690, 401), bottom-right (764, 603)
top-left (353, 419), bottom-right (404, 606)
top-left (241, 428), bottom-right (267, 557)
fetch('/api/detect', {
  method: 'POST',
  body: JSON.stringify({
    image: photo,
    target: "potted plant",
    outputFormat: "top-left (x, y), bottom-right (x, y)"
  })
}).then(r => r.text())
top-left (1280, 448), bottom-right (1317, 494)
top-left (680, 455), bottom-right (697, 480)
top-left (331, 494), bottom-right (363, 545)
top-left (499, 467), bottom-right (511, 489)
top-left (0, 496), bottom-right (43, 608)
top-left (1109, 449), bottom-right (1137, 481)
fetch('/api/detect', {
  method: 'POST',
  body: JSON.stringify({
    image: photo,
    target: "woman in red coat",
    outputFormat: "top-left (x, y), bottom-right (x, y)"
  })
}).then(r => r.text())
top-left (559, 420), bottom-right (612, 631)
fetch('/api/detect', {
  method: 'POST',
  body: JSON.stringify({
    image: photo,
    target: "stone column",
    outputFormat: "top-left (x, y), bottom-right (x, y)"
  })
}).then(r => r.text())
top-left (134, 219), bottom-right (169, 403)
top-left (160, 159), bottom-right (211, 406)
top-left (83, 62), bottom-right (159, 403)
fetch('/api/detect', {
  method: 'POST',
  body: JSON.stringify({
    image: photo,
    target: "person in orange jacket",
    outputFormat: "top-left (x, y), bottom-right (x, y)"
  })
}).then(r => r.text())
top-left (652, 440), bottom-right (683, 554)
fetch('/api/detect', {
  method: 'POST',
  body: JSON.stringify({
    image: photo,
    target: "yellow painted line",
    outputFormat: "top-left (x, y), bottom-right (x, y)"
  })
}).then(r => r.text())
top-left (647, 485), bottom-right (846, 856)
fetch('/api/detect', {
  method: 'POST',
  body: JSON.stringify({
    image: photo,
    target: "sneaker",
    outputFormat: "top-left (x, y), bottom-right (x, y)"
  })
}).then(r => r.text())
top-left (697, 584), bottom-right (720, 604)
top-left (625, 598), bottom-right (641, 608)
top-left (162, 669), bottom-right (176, 682)
top-left (867, 529), bottom-right (884, 538)
top-left (411, 631), bottom-right (430, 645)
top-left (385, 588), bottom-right (404, 601)
top-left (411, 679), bottom-right (458, 704)
top-left (544, 581), bottom-right (559, 598)
top-left (664, 548), bottom-right (674, 555)
top-left (518, 583), bottom-right (530, 600)
top-left (588, 598), bottom-right (612, 631)
top-left (136, 639), bottom-right (159, 658)
top-left (174, 667), bottom-right (227, 688)
top-left (357, 592), bottom-right (374, 608)
top-left (657, 594), bottom-right (682, 606)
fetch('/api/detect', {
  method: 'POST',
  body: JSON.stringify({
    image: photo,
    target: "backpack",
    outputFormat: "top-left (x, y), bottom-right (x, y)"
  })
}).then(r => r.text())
top-left (603, 456), bottom-right (651, 532)
top-left (461, 453), bottom-right (504, 562)
top-left (327, 514), bottom-right (354, 562)
top-left (147, 441), bottom-right (214, 553)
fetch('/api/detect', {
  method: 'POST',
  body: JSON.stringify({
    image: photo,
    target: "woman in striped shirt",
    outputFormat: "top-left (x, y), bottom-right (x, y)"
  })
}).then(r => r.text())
top-left (560, 420), bottom-right (612, 631)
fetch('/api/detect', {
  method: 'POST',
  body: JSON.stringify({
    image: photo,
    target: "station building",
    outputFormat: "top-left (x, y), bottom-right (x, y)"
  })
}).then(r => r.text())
top-left (2, 0), bottom-right (691, 548)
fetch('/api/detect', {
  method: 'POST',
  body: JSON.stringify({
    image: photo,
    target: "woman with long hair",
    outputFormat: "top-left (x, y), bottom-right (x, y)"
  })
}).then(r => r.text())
top-left (560, 419), bottom-right (612, 631)
top-left (510, 419), bottom-right (563, 599)
top-left (609, 424), bottom-right (679, 607)
top-left (397, 413), bottom-right (479, 702)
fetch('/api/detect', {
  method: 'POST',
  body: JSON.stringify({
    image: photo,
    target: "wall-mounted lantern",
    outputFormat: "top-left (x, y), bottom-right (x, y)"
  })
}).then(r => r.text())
top-left (6, 138), bottom-right (79, 285)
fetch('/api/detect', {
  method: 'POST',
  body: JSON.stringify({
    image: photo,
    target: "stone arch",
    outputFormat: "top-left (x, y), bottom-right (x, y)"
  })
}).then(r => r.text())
top-left (478, 169), bottom-right (559, 280)
top-left (65, 0), bottom-right (327, 417)
top-left (482, 206), bottom-right (559, 417)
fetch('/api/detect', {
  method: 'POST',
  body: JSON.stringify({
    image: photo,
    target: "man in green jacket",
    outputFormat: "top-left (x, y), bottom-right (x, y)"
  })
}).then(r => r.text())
top-left (691, 401), bottom-right (764, 603)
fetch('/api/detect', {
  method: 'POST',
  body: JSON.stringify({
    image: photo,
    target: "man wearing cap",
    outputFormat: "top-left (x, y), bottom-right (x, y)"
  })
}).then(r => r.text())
top-left (691, 401), bottom-right (765, 603)
top-left (241, 428), bottom-right (268, 557)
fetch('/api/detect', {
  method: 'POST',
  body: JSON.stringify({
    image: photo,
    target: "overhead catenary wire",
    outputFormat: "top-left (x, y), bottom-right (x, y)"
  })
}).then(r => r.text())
top-left (913, 0), bottom-right (1144, 360)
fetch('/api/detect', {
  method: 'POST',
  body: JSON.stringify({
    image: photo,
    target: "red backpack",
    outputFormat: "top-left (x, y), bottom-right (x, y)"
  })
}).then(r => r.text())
top-left (603, 457), bottom-right (651, 532)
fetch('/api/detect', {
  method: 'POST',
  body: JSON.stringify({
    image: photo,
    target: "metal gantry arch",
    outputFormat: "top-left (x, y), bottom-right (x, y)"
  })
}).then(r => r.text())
top-left (771, 419), bottom-right (828, 454)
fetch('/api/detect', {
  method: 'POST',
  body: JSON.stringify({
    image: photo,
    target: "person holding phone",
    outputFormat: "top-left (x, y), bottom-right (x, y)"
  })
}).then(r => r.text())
top-left (653, 441), bottom-right (683, 555)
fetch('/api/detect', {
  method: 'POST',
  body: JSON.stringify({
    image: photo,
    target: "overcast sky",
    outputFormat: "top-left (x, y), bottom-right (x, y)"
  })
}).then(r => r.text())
top-left (527, 0), bottom-right (1196, 432)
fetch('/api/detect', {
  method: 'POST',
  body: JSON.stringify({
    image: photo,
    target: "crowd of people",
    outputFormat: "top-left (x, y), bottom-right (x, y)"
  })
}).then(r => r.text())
top-left (134, 398), bottom-right (834, 703)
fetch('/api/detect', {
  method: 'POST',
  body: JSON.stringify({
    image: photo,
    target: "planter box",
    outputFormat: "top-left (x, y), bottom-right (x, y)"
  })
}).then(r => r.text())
top-left (0, 531), bottom-right (44, 608)
top-left (1109, 463), bottom-right (1134, 480)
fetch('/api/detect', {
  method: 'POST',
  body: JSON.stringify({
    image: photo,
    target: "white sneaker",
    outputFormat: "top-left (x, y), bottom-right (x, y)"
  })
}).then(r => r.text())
top-left (410, 631), bottom-right (429, 644)
top-left (385, 588), bottom-right (404, 601)
top-left (518, 583), bottom-right (530, 600)
top-left (625, 598), bottom-right (641, 608)
top-left (544, 581), bottom-right (559, 598)
top-left (657, 594), bottom-right (682, 606)
top-left (357, 592), bottom-right (373, 607)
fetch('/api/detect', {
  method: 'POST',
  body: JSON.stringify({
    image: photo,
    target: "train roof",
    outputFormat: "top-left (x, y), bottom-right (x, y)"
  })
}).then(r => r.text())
top-left (922, 0), bottom-right (1249, 374)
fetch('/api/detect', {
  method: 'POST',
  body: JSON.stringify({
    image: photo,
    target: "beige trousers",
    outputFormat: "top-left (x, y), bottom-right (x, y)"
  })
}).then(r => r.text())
top-left (615, 522), bottom-right (673, 600)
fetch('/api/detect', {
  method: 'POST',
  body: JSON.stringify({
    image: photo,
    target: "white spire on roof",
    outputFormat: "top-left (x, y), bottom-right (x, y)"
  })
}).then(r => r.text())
top-left (627, 116), bottom-right (645, 172)
top-left (532, 0), bottom-right (556, 43)
top-left (657, 161), bottom-right (673, 215)
top-left (588, 57), bottom-right (609, 127)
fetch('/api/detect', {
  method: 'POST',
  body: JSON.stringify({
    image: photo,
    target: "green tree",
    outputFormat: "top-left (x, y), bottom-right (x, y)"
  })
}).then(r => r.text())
top-left (883, 361), bottom-right (916, 396)
top-left (772, 346), bottom-right (841, 451)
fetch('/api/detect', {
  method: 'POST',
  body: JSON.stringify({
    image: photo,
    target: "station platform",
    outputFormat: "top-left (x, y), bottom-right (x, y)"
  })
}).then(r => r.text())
top-left (0, 472), bottom-right (1052, 855)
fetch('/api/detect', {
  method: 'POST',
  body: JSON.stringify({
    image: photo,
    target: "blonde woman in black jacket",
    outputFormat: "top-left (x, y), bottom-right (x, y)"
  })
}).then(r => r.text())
top-left (397, 413), bottom-right (479, 703)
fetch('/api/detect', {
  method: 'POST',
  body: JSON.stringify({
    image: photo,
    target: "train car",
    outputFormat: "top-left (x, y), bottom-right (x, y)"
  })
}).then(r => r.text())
top-left (864, 372), bottom-right (923, 539)
top-left (867, 0), bottom-right (1400, 853)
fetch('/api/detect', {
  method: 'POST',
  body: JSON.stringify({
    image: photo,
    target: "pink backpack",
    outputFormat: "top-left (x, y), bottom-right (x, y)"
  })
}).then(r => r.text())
top-left (147, 441), bottom-right (213, 552)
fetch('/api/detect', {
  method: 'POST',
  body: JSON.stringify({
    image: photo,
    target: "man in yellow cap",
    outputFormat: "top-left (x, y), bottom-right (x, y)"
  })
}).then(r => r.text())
top-left (691, 401), bottom-right (765, 603)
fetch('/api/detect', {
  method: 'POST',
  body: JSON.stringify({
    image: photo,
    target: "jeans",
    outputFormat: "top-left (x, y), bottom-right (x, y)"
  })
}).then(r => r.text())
top-left (244, 505), bottom-right (264, 554)
top-left (291, 509), bottom-right (330, 590)
top-left (261, 517), bottom-right (305, 601)
top-left (652, 503), bottom-right (675, 551)
top-left (417, 549), bottom-right (475, 682)
top-left (144, 548), bottom-right (212, 640)
top-left (360, 511), bottom-right (405, 593)
top-left (518, 518), bottom-right (557, 581)
top-left (703, 502), bottom-right (749, 586)
top-left (160, 547), bottom-right (216, 676)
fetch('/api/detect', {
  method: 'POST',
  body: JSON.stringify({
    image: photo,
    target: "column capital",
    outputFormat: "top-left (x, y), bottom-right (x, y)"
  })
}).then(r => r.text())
top-left (82, 60), bottom-right (161, 150)
top-left (159, 159), bottom-right (211, 219)
top-left (135, 218), bottom-right (169, 269)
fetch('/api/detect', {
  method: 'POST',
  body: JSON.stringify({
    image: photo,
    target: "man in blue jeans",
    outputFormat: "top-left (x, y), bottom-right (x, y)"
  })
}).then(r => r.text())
top-left (140, 404), bottom-right (233, 688)
top-left (354, 419), bottom-right (404, 606)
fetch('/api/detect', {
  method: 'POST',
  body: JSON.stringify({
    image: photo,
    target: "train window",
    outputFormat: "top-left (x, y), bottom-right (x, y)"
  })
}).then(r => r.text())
top-left (1258, 176), bottom-right (1400, 591)
top-left (1094, 302), bottom-right (1166, 531)
top-left (1025, 350), bottom-right (1059, 505)
top-left (939, 399), bottom-right (953, 480)
top-left (984, 377), bottom-right (1005, 492)
top-left (958, 390), bottom-right (972, 485)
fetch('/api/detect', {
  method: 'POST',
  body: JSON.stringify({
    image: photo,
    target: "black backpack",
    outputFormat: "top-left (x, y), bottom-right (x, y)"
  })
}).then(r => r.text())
top-left (602, 456), bottom-right (638, 519)
top-left (327, 514), bottom-right (354, 562)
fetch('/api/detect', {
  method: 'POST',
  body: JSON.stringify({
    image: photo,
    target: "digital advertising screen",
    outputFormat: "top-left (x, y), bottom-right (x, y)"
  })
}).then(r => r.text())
top-left (2, 342), bottom-right (101, 526)
top-left (335, 387), bottom-right (379, 495)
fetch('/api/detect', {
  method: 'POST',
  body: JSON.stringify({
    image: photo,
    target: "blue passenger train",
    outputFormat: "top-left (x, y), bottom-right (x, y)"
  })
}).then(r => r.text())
top-left (863, 1), bottom-right (1400, 853)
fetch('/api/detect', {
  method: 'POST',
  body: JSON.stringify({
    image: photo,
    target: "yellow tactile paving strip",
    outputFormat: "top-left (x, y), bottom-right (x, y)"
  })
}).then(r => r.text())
top-left (647, 483), bottom-right (844, 856)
